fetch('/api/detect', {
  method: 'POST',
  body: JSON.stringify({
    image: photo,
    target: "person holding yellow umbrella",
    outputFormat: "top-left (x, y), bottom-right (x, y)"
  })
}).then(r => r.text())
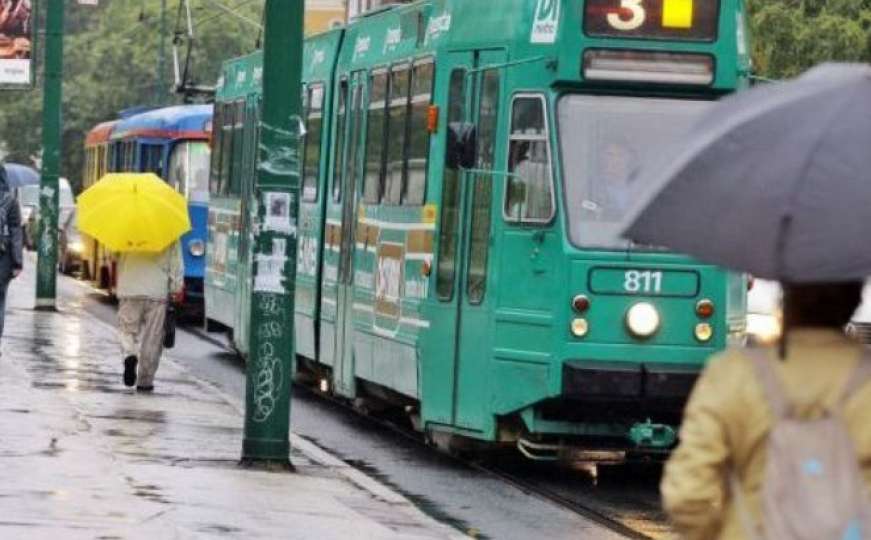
top-left (78, 173), bottom-right (189, 392)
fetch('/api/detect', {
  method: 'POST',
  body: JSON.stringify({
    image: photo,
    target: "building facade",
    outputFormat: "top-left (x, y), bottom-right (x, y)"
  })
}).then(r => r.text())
top-left (306, 0), bottom-right (346, 34)
top-left (346, 0), bottom-right (413, 20)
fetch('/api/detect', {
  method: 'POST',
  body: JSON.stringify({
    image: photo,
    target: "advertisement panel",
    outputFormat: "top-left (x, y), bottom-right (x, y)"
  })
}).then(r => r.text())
top-left (0, 0), bottom-right (34, 87)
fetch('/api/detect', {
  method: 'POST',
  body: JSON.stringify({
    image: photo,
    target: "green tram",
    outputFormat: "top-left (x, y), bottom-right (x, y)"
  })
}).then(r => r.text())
top-left (207, 0), bottom-right (750, 460)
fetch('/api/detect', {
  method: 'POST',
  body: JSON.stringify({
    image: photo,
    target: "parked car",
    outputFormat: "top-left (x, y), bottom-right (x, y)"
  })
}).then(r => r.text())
top-left (18, 177), bottom-right (75, 250)
top-left (746, 279), bottom-right (783, 346)
top-left (747, 279), bottom-right (871, 345)
top-left (846, 281), bottom-right (871, 344)
top-left (58, 210), bottom-right (84, 276)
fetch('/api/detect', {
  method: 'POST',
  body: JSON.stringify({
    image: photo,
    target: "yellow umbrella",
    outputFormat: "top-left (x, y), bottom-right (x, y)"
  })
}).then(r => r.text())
top-left (77, 173), bottom-right (191, 253)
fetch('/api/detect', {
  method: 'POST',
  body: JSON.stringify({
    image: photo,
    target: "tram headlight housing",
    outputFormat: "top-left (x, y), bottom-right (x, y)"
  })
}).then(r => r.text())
top-left (69, 239), bottom-right (85, 254)
top-left (695, 323), bottom-right (714, 343)
top-left (188, 239), bottom-right (205, 257)
top-left (571, 318), bottom-right (589, 338)
top-left (626, 302), bottom-right (660, 338)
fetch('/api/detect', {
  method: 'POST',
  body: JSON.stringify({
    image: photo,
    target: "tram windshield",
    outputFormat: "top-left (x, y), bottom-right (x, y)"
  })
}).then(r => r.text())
top-left (558, 95), bottom-right (712, 249)
top-left (168, 141), bottom-right (211, 201)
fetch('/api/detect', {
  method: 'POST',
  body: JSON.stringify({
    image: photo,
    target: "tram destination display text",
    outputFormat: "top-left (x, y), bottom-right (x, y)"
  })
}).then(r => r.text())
top-left (584, 0), bottom-right (719, 41)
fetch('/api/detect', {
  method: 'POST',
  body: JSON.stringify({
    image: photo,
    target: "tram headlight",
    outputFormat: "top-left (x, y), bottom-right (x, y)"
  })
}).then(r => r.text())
top-left (188, 239), bottom-right (205, 257)
top-left (69, 239), bottom-right (85, 254)
top-left (695, 323), bottom-right (714, 343)
top-left (626, 302), bottom-right (660, 338)
top-left (571, 318), bottom-right (589, 338)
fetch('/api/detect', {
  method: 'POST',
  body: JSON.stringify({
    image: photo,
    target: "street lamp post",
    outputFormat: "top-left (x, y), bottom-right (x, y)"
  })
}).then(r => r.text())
top-left (241, 0), bottom-right (304, 468)
top-left (35, 0), bottom-right (64, 311)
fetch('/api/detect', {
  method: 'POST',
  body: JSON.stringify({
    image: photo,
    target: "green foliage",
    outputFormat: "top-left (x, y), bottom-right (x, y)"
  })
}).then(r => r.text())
top-left (748, 0), bottom-right (871, 79)
top-left (0, 1), bottom-right (263, 192)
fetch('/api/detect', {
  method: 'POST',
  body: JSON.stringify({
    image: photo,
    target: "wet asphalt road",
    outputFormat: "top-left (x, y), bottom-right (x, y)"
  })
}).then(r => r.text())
top-left (58, 273), bottom-right (667, 540)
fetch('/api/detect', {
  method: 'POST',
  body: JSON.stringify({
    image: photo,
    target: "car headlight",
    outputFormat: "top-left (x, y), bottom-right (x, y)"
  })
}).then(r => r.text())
top-left (746, 313), bottom-right (782, 344)
top-left (626, 302), bottom-right (661, 338)
top-left (188, 239), bottom-right (206, 257)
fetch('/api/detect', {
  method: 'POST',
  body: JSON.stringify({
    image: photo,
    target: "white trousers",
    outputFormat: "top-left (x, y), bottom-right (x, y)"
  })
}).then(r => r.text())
top-left (118, 298), bottom-right (167, 387)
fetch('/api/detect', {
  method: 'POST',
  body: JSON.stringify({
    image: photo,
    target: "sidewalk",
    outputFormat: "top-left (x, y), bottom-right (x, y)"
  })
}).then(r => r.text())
top-left (0, 265), bottom-right (465, 539)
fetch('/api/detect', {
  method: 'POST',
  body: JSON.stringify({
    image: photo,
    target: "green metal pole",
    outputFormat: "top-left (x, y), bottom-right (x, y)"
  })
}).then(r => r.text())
top-left (158, 0), bottom-right (167, 104)
top-left (35, 0), bottom-right (64, 311)
top-left (241, 0), bottom-right (303, 467)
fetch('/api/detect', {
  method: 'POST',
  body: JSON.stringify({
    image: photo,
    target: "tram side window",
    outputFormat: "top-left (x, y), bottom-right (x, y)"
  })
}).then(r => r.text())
top-left (220, 103), bottom-right (235, 195)
top-left (436, 69), bottom-right (466, 301)
top-left (209, 104), bottom-right (225, 194)
top-left (406, 60), bottom-right (434, 206)
top-left (363, 70), bottom-right (388, 204)
top-left (303, 83), bottom-right (324, 202)
top-left (333, 78), bottom-right (349, 202)
top-left (141, 144), bottom-right (164, 177)
top-left (230, 101), bottom-right (247, 196)
top-left (504, 96), bottom-right (554, 224)
top-left (383, 65), bottom-right (410, 205)
top-left (467, 69), bottom-right (500, 304)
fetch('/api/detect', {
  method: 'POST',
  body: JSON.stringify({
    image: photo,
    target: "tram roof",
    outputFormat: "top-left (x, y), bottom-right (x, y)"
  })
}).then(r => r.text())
top-left (217, 0), bottom-right (748, 102)
top-left (85, 120), bottom-right (118, 147)
top-left (111, 104), bottom-right (213, 142)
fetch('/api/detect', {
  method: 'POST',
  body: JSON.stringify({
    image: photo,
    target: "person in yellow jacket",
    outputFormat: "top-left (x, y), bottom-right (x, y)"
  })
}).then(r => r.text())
top-left (661, 282), bottom-right (871, 540)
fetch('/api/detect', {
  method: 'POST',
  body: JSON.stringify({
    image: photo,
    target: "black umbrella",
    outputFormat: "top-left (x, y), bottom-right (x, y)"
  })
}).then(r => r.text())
top-left (2, 163), bottom-right (39, 188)
top-left (622, 63), bottom-right (871, 283)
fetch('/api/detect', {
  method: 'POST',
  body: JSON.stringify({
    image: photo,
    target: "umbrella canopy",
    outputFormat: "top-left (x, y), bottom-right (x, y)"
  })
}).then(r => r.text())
top-left (2, 163), bottom-right (39, 188)
top-left (77, 173), bottom-right (190, 253)
top-left (622, 63), bottom-right (871, 283)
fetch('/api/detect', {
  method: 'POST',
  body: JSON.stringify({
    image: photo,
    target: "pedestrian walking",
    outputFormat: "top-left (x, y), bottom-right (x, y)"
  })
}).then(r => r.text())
top-left (661, 282), bottom-right (871, 540)
top-left (116, 242), bottom-right (183, 392)
top-left (0, 163), bottom-right (23, 343)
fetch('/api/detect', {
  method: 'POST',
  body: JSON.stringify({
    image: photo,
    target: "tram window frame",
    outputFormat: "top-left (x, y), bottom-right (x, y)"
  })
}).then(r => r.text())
top-left (436, 68), bottom-right (467, 302)
top-left (332, 77), bottom-right (349, 203)
top-left (383, 63), bottom-right (411, 206)
top-left (467, 68), bottom-right (501, 305)
top-left (503, 93), bottom-right (556, 225)
top-left (345, 79), bottom-right (365, 204)
top-left (303, 82), bottom-right (325, 203)
top-left (363, 67), bottom-right (389, 205)
top-left (209, 103), bottom-right (225, 195)
top-left (404, 57), bottom-right (434, 207)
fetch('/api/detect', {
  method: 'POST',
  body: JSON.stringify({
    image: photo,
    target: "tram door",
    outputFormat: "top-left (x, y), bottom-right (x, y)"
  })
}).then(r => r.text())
top-left (333, 72), bottom-right (366, 398)
top-left (440, 50), bottom-right (505, 431)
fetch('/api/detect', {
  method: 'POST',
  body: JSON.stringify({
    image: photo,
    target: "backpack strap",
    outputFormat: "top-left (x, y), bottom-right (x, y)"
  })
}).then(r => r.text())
top-left (838, 350), bottom-right (871, 408)
top-left (746, 349), bottom-right (792, 419)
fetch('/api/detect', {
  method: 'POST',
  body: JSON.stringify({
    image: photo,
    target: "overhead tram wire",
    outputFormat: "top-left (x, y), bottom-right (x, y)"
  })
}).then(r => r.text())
top-left (196, 0), bottom-right (263, 29)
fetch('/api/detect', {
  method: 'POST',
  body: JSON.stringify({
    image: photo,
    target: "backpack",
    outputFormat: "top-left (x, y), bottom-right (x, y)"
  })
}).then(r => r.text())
top-left (0, 190), bottom-right (15, 251)
top-left (733, 351), bottom-right (871, 540)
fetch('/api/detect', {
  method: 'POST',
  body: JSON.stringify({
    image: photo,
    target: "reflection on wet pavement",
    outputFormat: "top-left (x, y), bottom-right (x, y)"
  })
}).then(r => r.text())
top-left (0, 269), bottom-right (468, 539)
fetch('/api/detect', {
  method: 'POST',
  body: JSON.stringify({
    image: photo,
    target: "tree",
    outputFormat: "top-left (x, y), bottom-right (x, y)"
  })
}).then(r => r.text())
top-left (748, 0), bottom-right (871, 79)
top-left (0, 1), bottom-right (264, 192)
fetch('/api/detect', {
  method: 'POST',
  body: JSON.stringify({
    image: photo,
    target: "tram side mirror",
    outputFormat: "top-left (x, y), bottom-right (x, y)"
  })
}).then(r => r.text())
top-left (446, 122), bottom-right (477, 170)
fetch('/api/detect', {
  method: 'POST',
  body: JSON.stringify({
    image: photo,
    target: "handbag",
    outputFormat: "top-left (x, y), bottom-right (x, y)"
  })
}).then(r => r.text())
top-left (163, 300), bottom-right (177, 349)
top-left (163, 262), bottom-right (177, 349)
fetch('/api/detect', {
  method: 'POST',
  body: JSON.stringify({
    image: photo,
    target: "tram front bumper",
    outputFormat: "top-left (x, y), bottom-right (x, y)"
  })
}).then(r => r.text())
top-left (562, 360), bottom-right (699, 401)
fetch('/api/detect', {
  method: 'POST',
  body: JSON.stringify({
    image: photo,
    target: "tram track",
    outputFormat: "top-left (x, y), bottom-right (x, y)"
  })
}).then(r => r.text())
top-left (184, 323), bottom-right (671, 540)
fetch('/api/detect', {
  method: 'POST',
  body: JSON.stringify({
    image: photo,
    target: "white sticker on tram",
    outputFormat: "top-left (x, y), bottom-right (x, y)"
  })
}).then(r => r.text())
top-left (359, 217), bottom-right (436, 231)
top-left (531, 0), bottom-right (560, 44)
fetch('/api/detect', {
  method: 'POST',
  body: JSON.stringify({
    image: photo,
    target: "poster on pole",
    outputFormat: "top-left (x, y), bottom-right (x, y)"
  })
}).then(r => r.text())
top-left (0, 0), bottom-right (34, 88)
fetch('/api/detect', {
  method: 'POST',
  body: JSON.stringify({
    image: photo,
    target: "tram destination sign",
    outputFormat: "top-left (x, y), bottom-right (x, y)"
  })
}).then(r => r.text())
top-left (0, 0), bottom-right (34, 87)
top-left (584, 0), bottom-right (719, 41)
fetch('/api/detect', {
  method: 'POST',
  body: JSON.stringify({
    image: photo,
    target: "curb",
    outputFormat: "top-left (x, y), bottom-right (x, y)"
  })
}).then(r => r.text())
top-left (71, 299), bottom-right (469, 539)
